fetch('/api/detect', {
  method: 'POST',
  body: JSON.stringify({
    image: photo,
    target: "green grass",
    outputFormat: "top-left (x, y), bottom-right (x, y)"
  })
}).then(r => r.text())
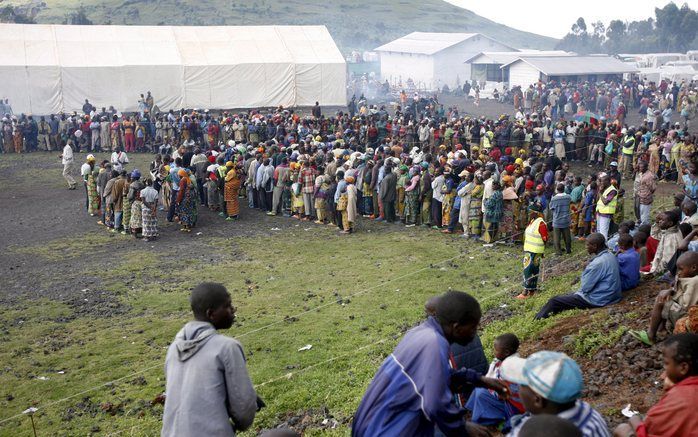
top-left (0, 221), bottom-right (591, 436)
top-left (0, 220), bottom-right (544, 435)
top-left (8, 0), bottom-right (556, 52)
top-left (572, 325), bottom-right (627, 358)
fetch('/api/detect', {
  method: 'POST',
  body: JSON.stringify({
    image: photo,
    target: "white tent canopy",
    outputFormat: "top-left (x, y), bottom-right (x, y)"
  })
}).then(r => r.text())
top-left (0, 24), bottom-right (347, 115)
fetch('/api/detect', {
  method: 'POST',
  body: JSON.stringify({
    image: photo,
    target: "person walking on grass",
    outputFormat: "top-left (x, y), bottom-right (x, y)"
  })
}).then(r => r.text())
top-left (60, 140), bottom-right (77, 189)
top-left (162, 282), bottom-right (259, 437)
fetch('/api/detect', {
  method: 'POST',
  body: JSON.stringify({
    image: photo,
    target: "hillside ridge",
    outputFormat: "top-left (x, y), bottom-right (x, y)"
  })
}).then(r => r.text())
top-left (9, 0), bottom-right (557, 52)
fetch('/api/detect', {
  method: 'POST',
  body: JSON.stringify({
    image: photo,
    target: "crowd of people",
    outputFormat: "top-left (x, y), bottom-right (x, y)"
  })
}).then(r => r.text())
top-left (7, 76), bottom-right (698, 436)
top-left (54, 78), bottom-right (697, 250)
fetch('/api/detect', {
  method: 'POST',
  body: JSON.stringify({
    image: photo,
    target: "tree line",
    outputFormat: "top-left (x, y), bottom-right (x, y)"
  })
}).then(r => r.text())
top-left (556, 2), bottom-right (698, 54)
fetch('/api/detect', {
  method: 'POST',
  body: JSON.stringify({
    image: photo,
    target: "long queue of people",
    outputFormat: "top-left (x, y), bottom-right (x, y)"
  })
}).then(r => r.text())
top-left (59, 95), bottom-right (697, 246)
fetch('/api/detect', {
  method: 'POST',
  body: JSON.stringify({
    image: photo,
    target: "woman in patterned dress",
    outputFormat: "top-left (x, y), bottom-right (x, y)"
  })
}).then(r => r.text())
top-left (176, 169), bottom-right (197, 232)
top-left (468, 176), bottom-right (484, 237)
top-left (140, 179), bottom-right (159, 241)
top-left (224, 163), bottom-right (241, 220)
top-left (86, 161), bottom-right (101, 217)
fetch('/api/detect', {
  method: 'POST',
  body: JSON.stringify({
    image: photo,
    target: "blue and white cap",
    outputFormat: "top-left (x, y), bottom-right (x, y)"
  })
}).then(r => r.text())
top-left (500, 351), bottom-right (583, 404)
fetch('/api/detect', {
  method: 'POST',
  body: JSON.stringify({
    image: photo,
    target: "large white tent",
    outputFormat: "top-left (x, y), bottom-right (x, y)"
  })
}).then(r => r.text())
top-left (0, 24), bottom-right (347, 115)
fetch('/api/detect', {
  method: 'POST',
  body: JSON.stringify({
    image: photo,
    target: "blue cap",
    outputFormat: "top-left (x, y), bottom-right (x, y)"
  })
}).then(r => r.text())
top-left (130, 169), bottom-right (141, 179)
top-left (500, 351), bottom-right (583, 404)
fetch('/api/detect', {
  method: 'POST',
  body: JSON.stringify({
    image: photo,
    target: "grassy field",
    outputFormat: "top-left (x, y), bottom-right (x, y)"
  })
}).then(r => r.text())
top-left (7, 0), bottom-right (556, 52)
top-left (0, 152), bottom-right (596, 436)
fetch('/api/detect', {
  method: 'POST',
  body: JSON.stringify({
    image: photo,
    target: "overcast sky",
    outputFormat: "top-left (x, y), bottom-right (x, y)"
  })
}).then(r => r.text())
top-left (444, 0), bottom-right (698, 39)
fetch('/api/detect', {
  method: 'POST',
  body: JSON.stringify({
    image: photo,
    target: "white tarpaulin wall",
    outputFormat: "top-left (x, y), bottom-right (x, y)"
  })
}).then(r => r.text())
top-left (0, 24), bottom-right (346, 115)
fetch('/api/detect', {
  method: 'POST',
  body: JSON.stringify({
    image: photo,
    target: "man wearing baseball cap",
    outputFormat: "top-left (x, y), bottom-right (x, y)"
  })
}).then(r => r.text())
top-left (500, 351), bottom-right (610, 437)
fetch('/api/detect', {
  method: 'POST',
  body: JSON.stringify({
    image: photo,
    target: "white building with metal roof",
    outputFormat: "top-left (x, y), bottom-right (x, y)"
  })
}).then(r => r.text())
top-left (503, 55), bottom-right (639, 88)
top-left (374, 32), bottom-right (514, 91)
top-left (466, 50), bottom-right (572, 84)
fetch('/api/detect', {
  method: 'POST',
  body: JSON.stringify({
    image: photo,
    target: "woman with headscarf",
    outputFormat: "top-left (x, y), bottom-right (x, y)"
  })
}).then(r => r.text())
top-left (84, 156), bottom-right (101, 216)
top-left (396, 165), bottom-right (408, 221)
top-left (206, 156), bottom-right (220, 211)
top-left (457, 172), bottom-right (474, 237)
top-left (403, 166), bottom-right (421, 226)
top-left (121, 172), bottom-right (132, 235)
top-left (341, 175), bottom-right (357, 234)
top-left (483, 180), bottom-right (503, 243)
top-left (140, 178), bottom-right (159, 241)
top-left (128, 169), bottom-right (144, 237)
top-left (465, 174), bottom-right (482, 236)
top-left (102, 169), bottom-right (119, 230)
top-left (313, 174), bottom-right (329, 225)
top-left (224, 161), bottom-right (241, 220)
top-left (440, 167), bottom-right (456, 228)
top-left (516, 178), bottom-right (534, 237)
top-left (176, 168), bottom-right (197, 232)
top-left (499, 175), bottom-right (518, 243)
top-left (290, 162), bottom-right (304, 218)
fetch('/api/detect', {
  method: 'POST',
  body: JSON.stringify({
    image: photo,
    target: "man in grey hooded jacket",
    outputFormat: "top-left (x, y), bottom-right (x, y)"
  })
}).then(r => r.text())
top-left (162, 282), bottom-right (258, 437)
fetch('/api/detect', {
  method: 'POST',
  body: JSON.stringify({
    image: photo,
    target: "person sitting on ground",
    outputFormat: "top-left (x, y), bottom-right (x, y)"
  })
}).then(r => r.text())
top-left (519, 414), bottom-right (582, 437)
top-left (631, 252), bottom-right (698, 345)
top-left (466, 333), bottom-right (525, 431)
top-left (607, 220), bottom-right (635, 253)
top-left (634, 231), bottom-right (649, 268)
top-left (642, 210), bottom-right (682, 276)
top-left (162, 282), bottom-right (259, 437)
top-left (535, 233), bottom-right (621, 319)
top-left (681, 199), bottom-right (698, 228)
top-left (613, 333), bottom-right (698, 437)
top-left (352, 291), bottom-right (506, 437)
top-left (617, 234), bottom-right (640, 291)
top-left (500, 351), bottom-right (611, 437)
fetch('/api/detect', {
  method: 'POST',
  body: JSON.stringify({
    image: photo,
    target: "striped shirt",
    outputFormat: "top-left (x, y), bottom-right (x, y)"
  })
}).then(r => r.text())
top-left (507, 401), bottom-right (610, 437)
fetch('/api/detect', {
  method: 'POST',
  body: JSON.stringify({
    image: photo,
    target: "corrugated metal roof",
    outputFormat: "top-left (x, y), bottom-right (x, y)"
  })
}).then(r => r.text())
top-left (465, 50), bottom-right (572, 65)
top-left (374, 32), bottom-right (480, 55)
top-left (503, 56), bottom-right (639, 75)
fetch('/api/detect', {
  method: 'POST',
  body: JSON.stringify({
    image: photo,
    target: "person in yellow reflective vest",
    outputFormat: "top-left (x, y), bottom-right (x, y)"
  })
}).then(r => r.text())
top-left (517, 203), bottom-right (548, 299)
top-left (595, 175), bottom-right (618, 240)
top-left (620, 129), bottom-right (636, 179)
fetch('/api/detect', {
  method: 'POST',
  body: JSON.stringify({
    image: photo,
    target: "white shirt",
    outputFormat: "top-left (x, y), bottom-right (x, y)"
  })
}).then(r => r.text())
top-left (481, 178), bottom-right (494, 213)
top-left (62, 145), bottom-right (74, 165)
top-left (80, 162), bottom-right (91, 178)
top-left (110, 151), bottom-right (129, 172)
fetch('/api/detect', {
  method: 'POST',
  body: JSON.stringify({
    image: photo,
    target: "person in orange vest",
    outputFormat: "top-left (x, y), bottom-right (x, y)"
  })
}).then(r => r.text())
top-left (517, 203), bottom-right (548, 299)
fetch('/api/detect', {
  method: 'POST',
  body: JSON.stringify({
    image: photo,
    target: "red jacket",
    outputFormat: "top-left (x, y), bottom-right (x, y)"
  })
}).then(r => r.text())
top-left (636, 376), bottom-right (698, 437)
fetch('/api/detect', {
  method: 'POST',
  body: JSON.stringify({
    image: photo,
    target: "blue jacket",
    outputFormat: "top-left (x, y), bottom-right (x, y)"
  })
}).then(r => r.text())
top-left (575, 249), bottom-right (622, 306)
top-left (617, 248), bottom-right (640, 291)
top-left (352, 317), bottom-right (472, 437)
top-left (453, 181), bottom-right (468, 210)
